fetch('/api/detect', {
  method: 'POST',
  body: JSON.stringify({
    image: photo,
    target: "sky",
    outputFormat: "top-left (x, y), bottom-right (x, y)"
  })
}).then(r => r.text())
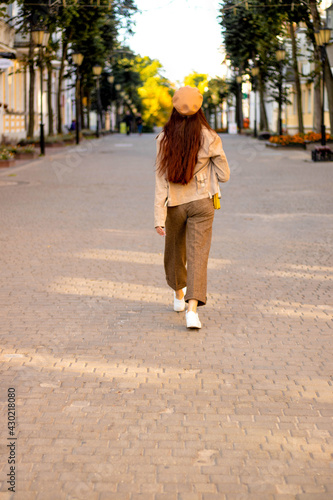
top-left (125, 0), bottom-right (225, 84)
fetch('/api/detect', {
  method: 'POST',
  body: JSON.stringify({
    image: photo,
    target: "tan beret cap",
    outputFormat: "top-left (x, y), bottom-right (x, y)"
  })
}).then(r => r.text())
top-left (172, 86), bottom-right (203, 116)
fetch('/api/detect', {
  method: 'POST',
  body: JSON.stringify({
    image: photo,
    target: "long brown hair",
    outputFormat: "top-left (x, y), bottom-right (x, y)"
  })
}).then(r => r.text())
top-left (157, 107), bottom-right (213, 185)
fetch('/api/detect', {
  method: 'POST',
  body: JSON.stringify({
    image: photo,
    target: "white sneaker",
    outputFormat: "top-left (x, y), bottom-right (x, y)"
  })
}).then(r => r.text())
top-left (186, 311), bottom-right (202, 329)
top-left (173, 287), bottom-right (186, 312)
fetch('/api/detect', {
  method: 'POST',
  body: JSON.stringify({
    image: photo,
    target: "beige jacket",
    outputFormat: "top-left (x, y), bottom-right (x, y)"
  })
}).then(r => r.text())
top-left (154, 128), bottom-right (230, 227)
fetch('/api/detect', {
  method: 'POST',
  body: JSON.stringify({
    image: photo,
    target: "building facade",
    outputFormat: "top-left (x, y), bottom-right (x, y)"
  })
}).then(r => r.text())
top-left (0, 3), bottom-right (26, 142)
top-left (0, 2), bottom-right (76, 143)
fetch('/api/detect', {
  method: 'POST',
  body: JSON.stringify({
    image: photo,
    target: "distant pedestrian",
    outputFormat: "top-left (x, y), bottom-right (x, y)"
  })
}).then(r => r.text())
top-left (154, 86), bottom-right (230, 329)
top-left (123, 110), bottom-right (133, 135)
top-left (136, 113), bottom-right (143, 135)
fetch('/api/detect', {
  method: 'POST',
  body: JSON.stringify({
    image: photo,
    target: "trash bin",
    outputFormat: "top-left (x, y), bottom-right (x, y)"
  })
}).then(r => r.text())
top-left (120, 122), bottom-right (126, 134)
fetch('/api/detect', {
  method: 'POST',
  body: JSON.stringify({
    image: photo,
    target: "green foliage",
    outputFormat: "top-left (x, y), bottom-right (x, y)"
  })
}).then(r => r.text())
top-left (0, 149), bottom-right (15, 160)
top-left (219, 0), bottom-right (294, 105)
top-left (9, 0), bottom-right (175, 130)
top-left (5, 144), bottom-right (36, 154)
top-left (202, 76), bottom-right (229, 113)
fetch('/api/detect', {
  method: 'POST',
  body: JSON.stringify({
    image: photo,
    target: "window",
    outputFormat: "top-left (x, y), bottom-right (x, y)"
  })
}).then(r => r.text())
top-left (308, 88), bottom-right (312, 114)
top-left (302, 63), bottom-right (310, 76)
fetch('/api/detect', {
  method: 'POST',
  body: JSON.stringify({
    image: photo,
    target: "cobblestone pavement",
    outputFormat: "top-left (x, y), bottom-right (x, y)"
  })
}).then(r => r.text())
top-left (0, 133), bottom-right (332, 500)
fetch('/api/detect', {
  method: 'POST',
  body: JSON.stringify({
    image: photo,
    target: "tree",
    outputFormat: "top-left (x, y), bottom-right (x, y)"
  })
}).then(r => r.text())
top-left (289, 23), bottom-right (304, 134)
top-left (219, 0), bottom-right (333, 135)
top-left (45, 37), bottom-right (59, 136)
top-left (183, 73), bottom-right (208, 94)
top-left (135, 56), bottom-right (173, 128)
top-left (308, 0), bottom-right (333, 134)
top-left (219, 0), bottom-right (283, 131)
top-left (202, 76), bottom-right (229, 130)
top-left (274, 0), bottom-right (311, 134)
top-left (12, 0), bottom-right (137, 135)
top-left (219, 1), bottom-right (253, 129)
top-left (12, 0), bottom-right (51, 137)
top-left (220, 1), bottom-right (291, 132)
top-left (98, 49), bottom-right (142, 129)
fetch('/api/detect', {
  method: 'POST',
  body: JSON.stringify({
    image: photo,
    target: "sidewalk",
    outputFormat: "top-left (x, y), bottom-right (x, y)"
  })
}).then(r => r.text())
top-left (0, 132), bottom-right (332, 500)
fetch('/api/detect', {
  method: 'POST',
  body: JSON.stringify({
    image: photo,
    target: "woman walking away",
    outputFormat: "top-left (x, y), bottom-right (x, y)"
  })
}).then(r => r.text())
top-left (154, 86), bottom-right (230, 329)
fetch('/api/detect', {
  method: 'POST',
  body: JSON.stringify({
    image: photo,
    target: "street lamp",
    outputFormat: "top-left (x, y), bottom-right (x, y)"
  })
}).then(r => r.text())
top-left (72, 53), bottom-right (84, 145)
top-left (315, 26), bottom-right (331, 146)
top-left (276, 46), bottom-right (286, 136)
top-left (251, 66), bottom-right (259, 138)
top-left (32, 29), bottom-right (50, 155)
top-left (93, 65), bottom-right (102, 137)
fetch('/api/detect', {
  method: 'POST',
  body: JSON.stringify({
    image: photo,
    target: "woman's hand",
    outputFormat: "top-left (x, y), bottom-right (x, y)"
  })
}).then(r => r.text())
top-left (155, 226), bottom-right (166, 236)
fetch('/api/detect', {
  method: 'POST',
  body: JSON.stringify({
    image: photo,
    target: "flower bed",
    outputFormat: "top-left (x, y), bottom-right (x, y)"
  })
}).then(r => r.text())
top-left (62, 133), bottom-right (75, 143)
top-left (0, 149), bottom-right (15, 167)
top-left (18, 137), bottom-right (36, 146)
top-left (269, 131), bottom-right (333, 146)
top-left (45, 135), bottom-right (65, 147)
top-left (5, 145), bottom-right (38, 160)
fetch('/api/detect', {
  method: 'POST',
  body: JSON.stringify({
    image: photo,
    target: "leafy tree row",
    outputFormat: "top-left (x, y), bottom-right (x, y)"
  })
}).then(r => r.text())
top-left (219, 0), bottom-right (333, 134)
top-left (5, 0), bottom-right (137, 136)
top-left (3, 0), bottom-right (177, 135)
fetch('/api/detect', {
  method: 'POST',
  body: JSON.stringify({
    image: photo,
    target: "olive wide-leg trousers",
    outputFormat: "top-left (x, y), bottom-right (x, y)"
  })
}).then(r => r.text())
top-left (164, 197), bottom-right (215, 307)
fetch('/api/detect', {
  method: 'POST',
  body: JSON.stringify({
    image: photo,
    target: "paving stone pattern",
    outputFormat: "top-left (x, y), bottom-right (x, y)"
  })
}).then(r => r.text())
top-left (0, 134), bottom-right (332, 500)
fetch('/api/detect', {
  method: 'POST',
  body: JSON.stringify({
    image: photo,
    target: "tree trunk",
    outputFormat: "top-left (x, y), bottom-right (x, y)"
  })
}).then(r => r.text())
top-left (24, 64), bottom-right (27, 132)
top-left (235, 93), bottom-right (239, 130)
top-left (47, 62), bottom-right (54, 136)
top-left (308, 0), bottom-right (325, 133)
top-left (97, 85), bottom-right (103, 131)
top-left (238, 84), bottom-right (243, 131)
top-left (28, 32), bottom-right (35, 138)
top-left (277, 76), bottom-right (282, 135)
top-left (289, 22), bottom-right (304, 134)
top-left (57, 38), bottom-right (68, 134)
top-left (324, 55), bottom-right (333, 134)
top-left (259, 76), bottom-right (268, 130)
top-left (87, 91), bottom-right (91, 130)
top-left (313, 75), bottom-right (321, 133)
top-left (235, 88), bottom-right (243, 131)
